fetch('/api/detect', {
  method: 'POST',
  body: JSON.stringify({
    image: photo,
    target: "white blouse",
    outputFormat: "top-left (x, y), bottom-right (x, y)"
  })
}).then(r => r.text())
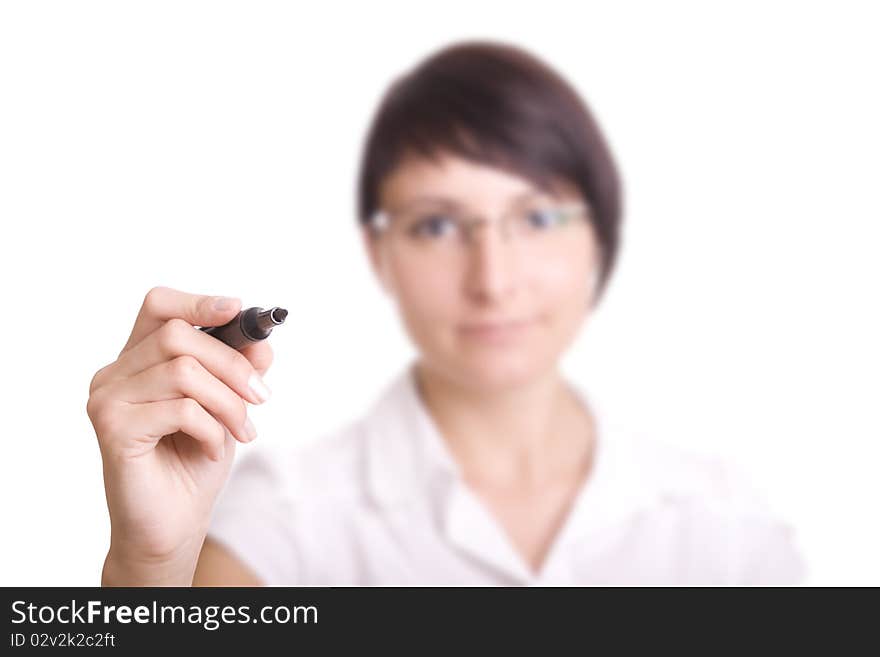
top-left (207, 361), bottom-right (807, 586)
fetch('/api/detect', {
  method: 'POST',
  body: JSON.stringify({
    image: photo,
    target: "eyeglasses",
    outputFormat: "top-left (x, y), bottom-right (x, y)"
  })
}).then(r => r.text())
top-left (368, 197), bottom-right (593, 261)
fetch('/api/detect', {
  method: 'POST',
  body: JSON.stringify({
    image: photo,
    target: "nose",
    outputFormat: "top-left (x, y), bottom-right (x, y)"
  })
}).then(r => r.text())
top-left (462, 221), bottom-right (520, 303)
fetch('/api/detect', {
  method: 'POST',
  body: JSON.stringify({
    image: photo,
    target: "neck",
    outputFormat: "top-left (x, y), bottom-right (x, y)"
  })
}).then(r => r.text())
top-left (412, 359), bottom-right (595, 488)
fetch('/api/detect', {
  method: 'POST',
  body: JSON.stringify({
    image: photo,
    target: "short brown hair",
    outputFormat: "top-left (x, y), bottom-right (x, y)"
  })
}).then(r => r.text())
top-left (356, 39), bottom-right (624, 303)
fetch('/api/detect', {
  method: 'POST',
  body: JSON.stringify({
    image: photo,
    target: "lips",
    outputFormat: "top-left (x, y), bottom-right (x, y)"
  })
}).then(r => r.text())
top-left (459, 318), bottom-right (533, 342)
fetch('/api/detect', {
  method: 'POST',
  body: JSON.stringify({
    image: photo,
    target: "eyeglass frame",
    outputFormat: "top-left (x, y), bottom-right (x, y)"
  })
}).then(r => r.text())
top-left (366, 197), bottom-right (595, 247)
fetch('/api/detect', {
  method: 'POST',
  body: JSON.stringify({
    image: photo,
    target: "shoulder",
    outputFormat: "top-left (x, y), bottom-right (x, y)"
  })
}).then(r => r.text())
top-left (627, 434), bottom-right (775, 518)
top-left (578, 384), bottom-right (784, 521)
top-left (618, 433), bottom-right (807, 584)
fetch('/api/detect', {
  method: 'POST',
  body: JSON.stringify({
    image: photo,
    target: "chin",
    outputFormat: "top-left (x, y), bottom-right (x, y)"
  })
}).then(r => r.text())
top-left (444, 351), bottom-right (550, 393)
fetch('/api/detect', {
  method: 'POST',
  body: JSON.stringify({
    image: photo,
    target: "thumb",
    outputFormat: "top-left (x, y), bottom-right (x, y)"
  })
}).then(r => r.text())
top-left (193, 295), bottom-right (242, 328)
top-left (121, 288), bottom-right (244, 356)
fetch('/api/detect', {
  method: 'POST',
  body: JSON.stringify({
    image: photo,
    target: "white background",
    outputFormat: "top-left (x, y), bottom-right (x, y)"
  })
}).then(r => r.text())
top-left (1, 1), bottom-right (877, 586)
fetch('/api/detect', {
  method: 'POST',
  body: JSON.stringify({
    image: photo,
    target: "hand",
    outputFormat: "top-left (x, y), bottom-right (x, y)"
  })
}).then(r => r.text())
top-left (86, 286), bottom-right (274, 584)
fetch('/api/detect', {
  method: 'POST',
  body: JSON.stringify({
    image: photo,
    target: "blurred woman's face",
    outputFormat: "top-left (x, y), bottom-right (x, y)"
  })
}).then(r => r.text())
top-left (365, 150), bottom-right (601, 392)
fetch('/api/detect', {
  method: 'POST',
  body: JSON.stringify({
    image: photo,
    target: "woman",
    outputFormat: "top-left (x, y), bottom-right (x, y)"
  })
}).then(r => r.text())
top-left (88, 40), bottom-right (805, 586)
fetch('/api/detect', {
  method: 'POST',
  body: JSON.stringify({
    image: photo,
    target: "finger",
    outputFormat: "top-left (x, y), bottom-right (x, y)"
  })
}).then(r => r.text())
top-left (105, 397), bottom-right (228, 462)
top-left (102, 355), bottom-right (257, 444)
top-left (120, 286), bottom-right (242, 356)
top-left (94, 316), bottom-right (270, 406)
top-left (239, 340), bottom-right (274, 378)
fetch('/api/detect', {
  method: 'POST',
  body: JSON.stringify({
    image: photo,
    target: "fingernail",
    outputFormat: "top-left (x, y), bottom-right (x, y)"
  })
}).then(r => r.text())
top-left (214, 296), bottom-right (235, 311)
top-left (248, 373), bottom-right (271, 403)
top-left (243, 416), bottom-right (257, 441)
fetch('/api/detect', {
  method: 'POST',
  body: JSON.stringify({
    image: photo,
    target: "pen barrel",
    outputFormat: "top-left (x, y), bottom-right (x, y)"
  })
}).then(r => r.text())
top-left (198, 306), bottom-right (284, 350)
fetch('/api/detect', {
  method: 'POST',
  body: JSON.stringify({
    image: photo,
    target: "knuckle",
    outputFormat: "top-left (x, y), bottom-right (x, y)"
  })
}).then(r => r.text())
top-left (89, 398), bottom-right (117, 439)
top-left (166, 316), bottom-right (191, 333)
top-left (157, 318), bottom-right (189, 355)
top-left (177, 397), bottom-right (203, 426)
top-left (88, 365), bottom-right (108, 396)
top-left (142, 286), bottom-right (165, 312)
top-left (168, 354), bottom-right (200, 386)
top-left (85, 390), bottom-right (103, 424)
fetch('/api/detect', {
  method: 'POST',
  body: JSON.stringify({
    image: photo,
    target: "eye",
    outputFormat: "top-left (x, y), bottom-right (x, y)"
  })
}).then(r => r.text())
top-left (525, 207), bottom-right (562, 229)
top-left (410, 214), bottom-right (458, 239)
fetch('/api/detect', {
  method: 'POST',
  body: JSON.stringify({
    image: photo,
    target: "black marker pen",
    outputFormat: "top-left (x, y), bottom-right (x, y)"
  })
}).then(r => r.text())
top-left (198, 306), bottom-right (288, 350)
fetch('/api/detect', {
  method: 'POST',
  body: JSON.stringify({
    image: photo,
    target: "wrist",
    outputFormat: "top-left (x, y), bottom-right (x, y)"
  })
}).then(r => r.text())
top-left (102, 537), bottom-right (204, 587)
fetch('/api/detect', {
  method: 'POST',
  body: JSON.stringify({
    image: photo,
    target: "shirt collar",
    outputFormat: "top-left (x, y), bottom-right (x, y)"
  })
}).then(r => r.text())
top-left (363, 360), bottom-right (665, 578)
top-left (364, 360), bottom-right (460, 509)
